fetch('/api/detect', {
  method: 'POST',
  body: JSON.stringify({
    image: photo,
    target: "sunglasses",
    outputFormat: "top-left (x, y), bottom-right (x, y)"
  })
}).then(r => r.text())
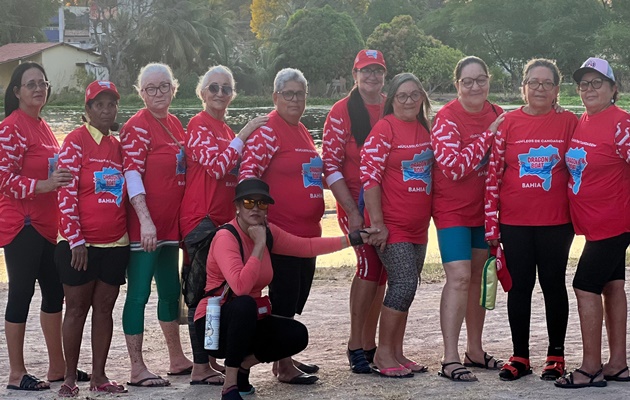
top-left (208, 83), bottom-right (233, 96)
top-left (242, 198), bottom-right (269, 210)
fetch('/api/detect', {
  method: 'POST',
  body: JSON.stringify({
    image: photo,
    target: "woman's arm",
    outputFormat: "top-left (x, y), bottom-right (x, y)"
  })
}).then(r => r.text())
top-left (615, 117), bottom-right (630, 165)
top-left (484, 126), bottom-right (507, 245)
top-left (238, 125), bottom-right (278, 181)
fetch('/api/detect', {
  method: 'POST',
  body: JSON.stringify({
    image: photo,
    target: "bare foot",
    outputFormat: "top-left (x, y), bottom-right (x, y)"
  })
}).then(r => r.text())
top-left (191, 363), bottom-right (223, 383)
top-left (128, 368), bottom-right (170, 387)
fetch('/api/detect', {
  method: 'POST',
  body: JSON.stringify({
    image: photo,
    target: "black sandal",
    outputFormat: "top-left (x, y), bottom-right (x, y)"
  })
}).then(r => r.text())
top-left (463, 352), bottom-right (503, 370)
top-left (347, 348), bottom-right (372, 374)
top-left (6, 374), bottom-right (51, 391)
top-left (438, 362), bottom-right (478, 382)
top-left (555, 367), bottom-right (607, 389)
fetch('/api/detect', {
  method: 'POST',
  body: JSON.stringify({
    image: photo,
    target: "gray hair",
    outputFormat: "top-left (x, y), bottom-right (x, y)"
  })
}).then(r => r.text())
top-left (273, 68), bottom-right (308, 92)
top-left (196, 65), bottom-right (236, 103)
top-left (135, 62), bottom-right (179, 96)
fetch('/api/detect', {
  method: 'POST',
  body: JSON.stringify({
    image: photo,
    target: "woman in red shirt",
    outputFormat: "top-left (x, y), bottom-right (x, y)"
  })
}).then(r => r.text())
top-left (193, 178), bottom-right (374, 400)
top-left (180, 65), bottom-right (267, 384)
top-left (485, 59), bottom-right (577, 381)
top-left (361, 73), bottom-right (433, 377)
top-left (55, 81), bottom-right (128, 396)
top-left (555, 58), bottom-right (630, 388)
top-left (432, 56), bottom-right (504, 381)
top-left (0, 62), bottom-right (72, 391)
top-left (322, 49), bottom-right (386, 374)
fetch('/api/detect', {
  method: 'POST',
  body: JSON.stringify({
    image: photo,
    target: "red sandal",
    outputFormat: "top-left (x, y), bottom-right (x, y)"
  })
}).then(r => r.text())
top-left (541, 356), bottom-right (565, 380)
top-left (499, 356), bottom-right (532, 381)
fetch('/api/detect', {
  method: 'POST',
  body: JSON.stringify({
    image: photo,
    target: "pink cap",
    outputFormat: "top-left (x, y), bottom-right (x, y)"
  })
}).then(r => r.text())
top-left (353, 49), bottom-right (386, 70)
top-left (85, 80), bottom-right (120, 103)
top-left (573, 57), bottom-right (615, 83)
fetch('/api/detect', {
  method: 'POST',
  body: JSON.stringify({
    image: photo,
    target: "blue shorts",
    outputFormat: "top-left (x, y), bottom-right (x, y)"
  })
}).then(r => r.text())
top-left (437, 226), bottom-right (487, 263)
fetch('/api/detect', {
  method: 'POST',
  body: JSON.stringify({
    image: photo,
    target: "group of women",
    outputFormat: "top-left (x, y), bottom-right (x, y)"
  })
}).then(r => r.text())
top-left (0, 47), bottom-right (628, 400)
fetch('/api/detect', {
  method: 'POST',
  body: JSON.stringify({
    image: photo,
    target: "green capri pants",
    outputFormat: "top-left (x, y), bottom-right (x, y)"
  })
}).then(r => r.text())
top-left (122, 245), bottom-right (181, 335)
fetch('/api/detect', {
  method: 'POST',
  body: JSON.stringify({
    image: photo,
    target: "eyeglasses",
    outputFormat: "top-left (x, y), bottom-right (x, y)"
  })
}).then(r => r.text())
top-left (276, 90), bottom-right (307, 102)
top-left (578, 78), bottom-right (605, 91)
top-left (242, 199), bottom-right (269, 210)
top-left (525, 80), bottom-right (556, 91)
top-left (458, 76), bottom-right (489, 89)
top-left (357, 67), bottom-right (386, 77)
top-left (143, 82), bottom-right (172, 96)
top-left (207, 83), bottom-right (233, 96)
top-left (21, 80), bottom-right (50, 91)
top-left (395, 91), bottom-right (423, 104)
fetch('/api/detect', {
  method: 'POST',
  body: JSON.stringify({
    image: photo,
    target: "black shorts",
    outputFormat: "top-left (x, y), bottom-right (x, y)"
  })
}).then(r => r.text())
top-left (573, 232), bottom-right (630, 295)
top-left (268, 254), bottom-right (316, 318)
top-left (54, 241), bottom-right (130, 287)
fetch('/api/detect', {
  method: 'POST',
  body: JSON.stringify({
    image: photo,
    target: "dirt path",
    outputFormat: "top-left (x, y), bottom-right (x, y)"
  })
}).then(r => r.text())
top-left (1, 268), bottom-right (629, 400)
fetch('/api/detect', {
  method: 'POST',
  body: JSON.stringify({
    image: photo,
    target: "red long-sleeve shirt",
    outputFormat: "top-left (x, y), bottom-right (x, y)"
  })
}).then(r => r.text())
top-left (484, 108), bottom-right (577, 240)
top-left (180, 111), bottom-right (241, 239)
top-left (120, 109), bottom-right (186, 245)
top-left (431, 100), bottom-right (502, 229)
top-left (0, 109), bottom-right (59, 246)
top-left (239, 110), bottom-right (324, 238)
top-left (194, 219), bottom-right (343, 321)
top-left (360, 114), bottom-right (433, 244)
top-left (57, 125), bottom-right (127, 248)
top-left (567, 105), bottom-right (630, 241)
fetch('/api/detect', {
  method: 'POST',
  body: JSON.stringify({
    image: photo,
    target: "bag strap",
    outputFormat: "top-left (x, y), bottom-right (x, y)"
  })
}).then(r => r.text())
top-left (150, 111), bottom-right (185, 152)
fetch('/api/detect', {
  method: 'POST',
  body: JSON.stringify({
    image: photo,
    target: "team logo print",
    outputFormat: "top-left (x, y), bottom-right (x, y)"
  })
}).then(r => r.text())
top-left (517, 145), bottom-right (560, 191)
top-left (565, 147), bottom-right (588, 195)
top-left (302, 156), bottom-right (323, 188)
top-left (176, 148), bottom-right (186, 175)
top-left (48, 154), bottom-right (58, 178)
top-left (401, 149), bottom-right (434, 194)
top-left (94, 167), bottom-right (124, 206)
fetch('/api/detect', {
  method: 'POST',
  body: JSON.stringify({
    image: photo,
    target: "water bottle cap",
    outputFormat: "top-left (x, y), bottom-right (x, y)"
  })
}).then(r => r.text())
top-left (208, 297), bottom-right (221, 305)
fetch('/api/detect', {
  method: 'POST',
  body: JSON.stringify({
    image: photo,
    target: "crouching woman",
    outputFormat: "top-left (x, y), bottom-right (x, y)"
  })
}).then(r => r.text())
top-left (193, 178), bottom-right (375, 400)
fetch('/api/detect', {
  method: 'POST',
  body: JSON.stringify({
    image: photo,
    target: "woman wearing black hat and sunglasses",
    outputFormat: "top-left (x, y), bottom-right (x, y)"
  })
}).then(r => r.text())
top-left (192, 178), bottom-right (377, 400)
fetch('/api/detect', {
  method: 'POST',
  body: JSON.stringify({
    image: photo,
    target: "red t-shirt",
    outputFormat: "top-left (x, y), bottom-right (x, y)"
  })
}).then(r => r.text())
top-left (180, 111), bottom-right (240, 239)
top-left (432, 100), bottom-right (502, 229)
top-left (57, 125), bottom-right (127, 247)
top-left (239, 110), bottom-right (324, 238)
top-left (360, 114), bottom-right (433, 244)
top-left (0, 109), bottom-right (59, 246)
top-left (484, 108), bottom-right (577, 240)
top-left (120, 109), bottom-right (186, 244)
top-left (322, 96), bottom-right (383, 201)
top-left (566, 105), bottom-right (630, 241)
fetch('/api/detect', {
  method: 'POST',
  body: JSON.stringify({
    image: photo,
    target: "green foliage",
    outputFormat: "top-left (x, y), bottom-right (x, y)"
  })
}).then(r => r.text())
top-left (0, 0), bottom-right (59, 45)
top-left (360, 0), bottom-right (424, 37)
top-left (366, 15), bottom-right (439, 77)
top-left (276, 6), bottom-right (364, 84)
top-left (407, 45), bottom-right (464, 94)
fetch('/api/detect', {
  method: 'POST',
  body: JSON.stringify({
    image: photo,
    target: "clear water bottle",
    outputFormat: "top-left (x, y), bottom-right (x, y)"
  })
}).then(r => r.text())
top-left (204, 297), bottom-right (221, 350)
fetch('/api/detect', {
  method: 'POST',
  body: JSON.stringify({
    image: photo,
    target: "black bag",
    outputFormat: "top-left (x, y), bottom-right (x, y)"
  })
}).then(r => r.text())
top-left (182, 224), bottom-right (273, 308)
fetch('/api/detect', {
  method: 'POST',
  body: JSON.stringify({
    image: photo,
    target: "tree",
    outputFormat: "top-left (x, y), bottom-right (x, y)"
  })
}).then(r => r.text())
top-left (0, 0), bottom-right (60, 45)
top-left (360, 0), bottom-right (425, 37)
top-left (250, 0), bottom-right (291, 41)
top-left (275, 6), bottom-right (364, 85)
top-left (407, 44), bottom-right (465, 94)
top-left (366, 15), bottom-right (439, 77)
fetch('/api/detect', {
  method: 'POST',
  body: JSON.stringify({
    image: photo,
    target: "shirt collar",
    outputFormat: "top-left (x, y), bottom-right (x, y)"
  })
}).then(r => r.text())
top-left (85, 123), bottom-right (107, 144)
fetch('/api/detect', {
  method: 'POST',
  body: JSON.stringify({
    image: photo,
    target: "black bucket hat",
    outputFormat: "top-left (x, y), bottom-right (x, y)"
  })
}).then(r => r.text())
top-left (234, 178), bottom-right (275, 204)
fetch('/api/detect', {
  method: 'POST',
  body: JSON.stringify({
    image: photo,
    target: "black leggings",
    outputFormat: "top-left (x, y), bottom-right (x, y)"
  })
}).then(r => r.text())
top-left (194, 296), bottom-right (308, 368)
top-left (4, 225), bottom-right (64, 323)
top-left (500, 223), bottom-right (574, 358)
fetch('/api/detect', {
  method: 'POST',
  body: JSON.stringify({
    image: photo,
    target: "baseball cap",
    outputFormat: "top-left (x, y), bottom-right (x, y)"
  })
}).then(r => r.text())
top-left (234, 178), bottom-right (275, 204)
top-left (85, 80), bottom-right (120, 104)
top-left (353, 49), bottom-right (386, 70)
top-left (573, 57), bottom-right (615, 83)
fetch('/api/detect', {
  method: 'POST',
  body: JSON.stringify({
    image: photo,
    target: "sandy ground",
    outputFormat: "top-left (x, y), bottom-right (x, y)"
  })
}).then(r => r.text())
top-left (1, 267), bottom-right (630, 400)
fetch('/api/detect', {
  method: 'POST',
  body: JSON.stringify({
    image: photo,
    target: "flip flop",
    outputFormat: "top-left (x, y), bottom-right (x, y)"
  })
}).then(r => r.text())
top-left (6, 374), bottom-right (51, 391)
top-left (403, 361), bottom-right (428, 373)
top-left (127, 375), bottom-right (171, 387)
top-left (604, 366), bottom-right (630, 382)
top-left (49, 368), bottom-right (91, 383)
top-left (190, 374), bottom-right (224, 386)
top-left (438, 362), bottom-right (478, 382)
top-left (555, 367), bottom-right (607, 389)
top-left (294, 362), bottom-right (319, 374)
top-left (90, 381), bottom-right (128, 393)
top-left (58, 383), bottom-right (79, 398)
top-left (371, 365), bottom-right (414, 378)
top-left (463, 352), bottom-right (503, 370)
top-left (167, 366), bottom-right (193, 376)
top-left (278, 373), bottom-right (319, 384)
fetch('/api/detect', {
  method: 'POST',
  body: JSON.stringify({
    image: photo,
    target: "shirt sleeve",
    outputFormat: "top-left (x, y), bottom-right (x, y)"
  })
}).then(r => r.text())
top-left (210, 230), bottom-right (262, 296)
top-left (270, 224), bottom-right (343, 257)
top-left (57, 133), bottom-right (85, 248)
top-left (120, 120), bottom-right (151, 176)
top-left (484, 128), bottom-right (506, 241)
top-left (0, 122), bottom-right (38, 200)
top-left (614, 117), bottom-right (630, 165)
top-left (431, 113), bottom-right (493, 180)
top-left (238, 125), bottom-right (278, 181)
top-left (186, 122), bottom-right (240, 179)
top-left (360, 124), bottom-right (392, 191)
top-left (322, 106), bottom-right (349, 186)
